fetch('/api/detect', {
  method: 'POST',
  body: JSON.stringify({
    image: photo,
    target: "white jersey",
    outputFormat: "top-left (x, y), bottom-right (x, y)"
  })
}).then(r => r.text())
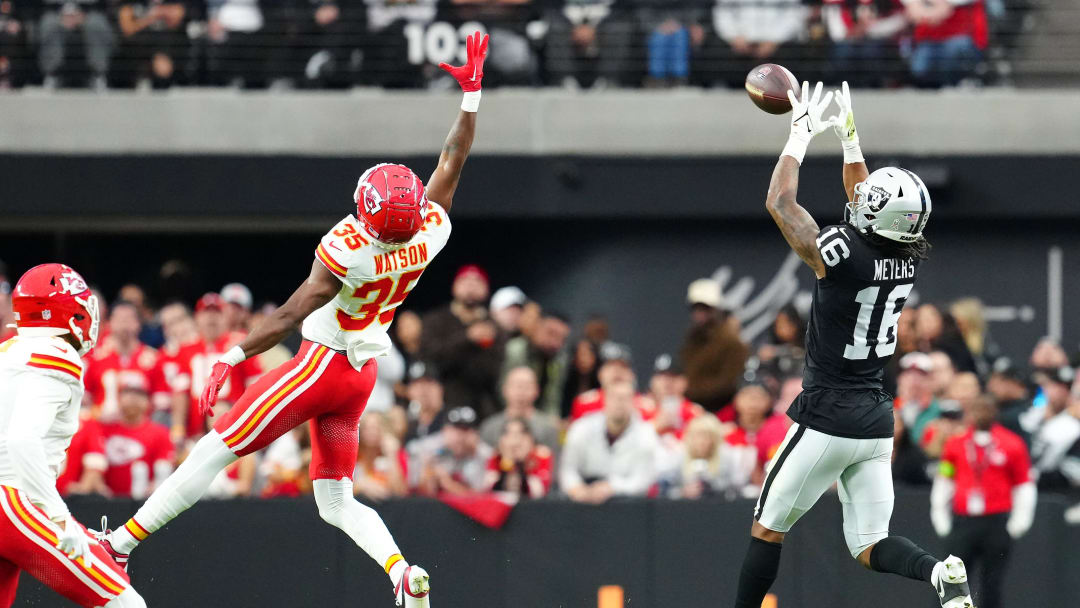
top-left (303, 202), bottom-right (452, 366)
top-left (0, 335), bottom-right (85, 520)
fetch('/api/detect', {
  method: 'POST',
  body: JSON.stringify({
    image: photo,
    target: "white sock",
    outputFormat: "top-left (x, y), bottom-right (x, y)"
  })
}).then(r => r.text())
top-left (113, 432), bottom-right (237, 554)
top-left (313, 478), bottom-right (405, 586)
top-left (104, 588), bottom-right (147, 608)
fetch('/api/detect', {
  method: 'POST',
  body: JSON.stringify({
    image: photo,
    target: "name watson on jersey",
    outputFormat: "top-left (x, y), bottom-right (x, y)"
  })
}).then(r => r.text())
top-left (374, 243), bottom-right (429, 274)
top-left (874, 258), bottom-right (916, 281)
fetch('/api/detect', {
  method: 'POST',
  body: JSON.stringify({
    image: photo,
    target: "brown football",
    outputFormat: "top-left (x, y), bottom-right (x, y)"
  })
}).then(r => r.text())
top-left (745, 64), bottom-right (800, 115)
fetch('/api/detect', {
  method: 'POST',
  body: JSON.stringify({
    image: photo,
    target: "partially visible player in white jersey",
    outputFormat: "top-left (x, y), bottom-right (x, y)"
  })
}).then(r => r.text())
top-left (0, 263), bottom-right (146, 608)
top-left (100, 31), bottom-right (491, 607)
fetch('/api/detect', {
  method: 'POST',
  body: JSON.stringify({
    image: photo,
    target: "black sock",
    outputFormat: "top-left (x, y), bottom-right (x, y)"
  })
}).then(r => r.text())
top-left (734, 537), bottom-right (783, 608)
top-left (868, 536), bottom-right (938, 583)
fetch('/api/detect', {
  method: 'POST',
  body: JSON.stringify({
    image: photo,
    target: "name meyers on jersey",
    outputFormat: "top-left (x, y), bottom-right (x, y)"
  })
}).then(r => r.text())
top-left (873, 258), bottom-right (916, 281)
top-left (374, 243), bottom-right (430, 275)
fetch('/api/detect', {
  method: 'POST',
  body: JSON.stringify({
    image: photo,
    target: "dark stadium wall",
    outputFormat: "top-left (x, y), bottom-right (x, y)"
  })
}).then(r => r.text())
top-left (16, 491), bottom-right (1080, 607)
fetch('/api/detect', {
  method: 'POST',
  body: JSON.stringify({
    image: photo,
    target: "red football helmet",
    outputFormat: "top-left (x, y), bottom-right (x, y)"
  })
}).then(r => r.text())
top-left (353, 163), bottom-right (428, 245)
top-left (11, 263), bottom-right (100, 355)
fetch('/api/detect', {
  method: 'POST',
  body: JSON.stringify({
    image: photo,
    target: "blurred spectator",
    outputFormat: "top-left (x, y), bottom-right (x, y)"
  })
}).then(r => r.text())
top-left (480, 366), bottom-right (560, 451)
top-left (370, 341), bottom-right (406, 413)
top-left (288, 0), bottom-right (365, 88)
top-left (931, 395), bottom-right (1035, 608)
top-left (884, 308), bottom-right (920, 394)
top-left (1029, 337), bottom-right (1069, 371)
top-left (756, 303), bottom-right (806, 368)
top-left (83, 300), bottom-right (171, 421)
top-left (447, 1), bottom-right (540, 87)
top-left (698, 0), bottom-right (807, 87)
top-left (725, 381), bottom-right (785, 489)
top-left (354, 412), bottom-right (408, 500)
top-left (502, 311), bottom-right (571, 417)
top-left (421, 264), bottom-right (503, 419)
top-left (562, 338), bottom-right (601, 417)
top-left (0, 2), bottom-right (26, 89)
top-left (415, 406), bottom-right (493, 495)
top-left (895, 352), bottom-right (938, 442)
top-left (662, 413), bottom-right (736, 498)
top-left (928, 349), bottom-right (957, 398)
top-left (248, 301), bottom-right (295, 369)
top-left (754, 375), bottom-right (800, 458)
top-left (56, 410), bottom-right (109, 496)
top-left (638, 0), bottom-right (706, 87)
top-left (986, 357), bottom-right (1032, 443)
top-left (114, 0), bottom-right (191, 88)
top-left (823, 0), bottom-right (907, 87)
top-left (357, 0), bottom-right (436, 88)
top-left (156, 301), bottom-right (198, 395)
top-left (917, 304), bottom-right (976, 372)
top-left (489, 286), bottom-right (527, 337)
top-left (118, 284), bottom-right (164, 348)
top-left (205, 0), bottom-right (267, 87)
top-left (1029, 366), bottom-right (1080, 490)
top-left (221, 282), bottom-right (253, 332)
top-left (560, 380), bottom-right (660, 503)
top-left (172, 293), bottom-right (262, 443)
top-left (545, 0), bottom-right (634, 88)
top-left (483, 417), bottom-right (554, 499)
top-left (259, 428), bottom-right (308, 497)
top-left (37, 0), bottom-right (116, 89)
top-left (393, 309), bottom-right (423, 371)
top-left (922, 371), bottom-right (981, 458)
top-left (404, 362), bottom-right (447, 443)
top-left (951, 297), bottom-right (999, 377)
top-left (680, 278), bottom-right (748, 412)
top-left (569, 342), bottom-right (644, 420)
top-left (640, 354), bottom-right (702, 437)
top-left (0, 259), bottom-right (13, 342)
top-left (99, 375), bottom-right (175, 499)
top-left (903, 0), bottom-right (987, 87)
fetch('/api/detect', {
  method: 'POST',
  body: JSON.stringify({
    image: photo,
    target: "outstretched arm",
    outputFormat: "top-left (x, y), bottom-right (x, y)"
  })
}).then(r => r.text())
top-left (426, 32), bottom-right (488, 214)
top-left (766, 157), bottom-right (825, 279)
top-left (198, 260), bottom-right (340, 416)
top-left (830, 82), bottom-right (869, 201)
top-left (768, 81), bottom-right (835, 279)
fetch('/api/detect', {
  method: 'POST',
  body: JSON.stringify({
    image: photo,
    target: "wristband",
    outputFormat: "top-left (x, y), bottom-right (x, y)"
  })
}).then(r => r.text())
top-left (219, 345), bottom-right (247, 367)
top-left (781, 137), bottom-right (809, 165)
top-left (461, 90), bottom-right (481, 113)
top-left (842, 141), bottom-right (865, 164)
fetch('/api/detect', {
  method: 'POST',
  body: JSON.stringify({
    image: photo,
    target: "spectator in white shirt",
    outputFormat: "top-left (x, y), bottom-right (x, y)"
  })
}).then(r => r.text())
top-left (560, 379), bottom-right (660, 503)
top-left (696, 0), bottom-right (807, 87)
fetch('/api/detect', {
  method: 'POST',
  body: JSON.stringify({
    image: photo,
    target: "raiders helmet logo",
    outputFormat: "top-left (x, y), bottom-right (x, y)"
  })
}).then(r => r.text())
top-left (866, 185), bottom-right (892, 211)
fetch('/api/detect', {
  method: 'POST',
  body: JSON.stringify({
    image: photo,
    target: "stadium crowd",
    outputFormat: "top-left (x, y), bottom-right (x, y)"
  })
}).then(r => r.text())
top-left (0, 0), bottom-right (1018, 91)
top-left (0, 257), bottom-right (1076, 527)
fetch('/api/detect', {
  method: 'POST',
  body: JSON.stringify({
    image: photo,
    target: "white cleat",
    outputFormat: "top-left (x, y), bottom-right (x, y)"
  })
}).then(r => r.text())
top-left (395, 565), bottom-right (430, 608)
top-left (932, 555), bottom-right (975, 608)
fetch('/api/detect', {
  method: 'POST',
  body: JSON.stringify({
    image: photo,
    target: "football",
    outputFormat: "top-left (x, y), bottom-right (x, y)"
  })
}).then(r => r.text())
top-left (745, 63), bottom-right (800, 114)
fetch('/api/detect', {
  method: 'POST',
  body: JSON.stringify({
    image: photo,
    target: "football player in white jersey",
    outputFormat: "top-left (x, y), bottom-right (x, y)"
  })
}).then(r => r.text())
top-left (0, 263), bottom-right (146, 608)
top-left (100, 31), bottom-right (490, 608)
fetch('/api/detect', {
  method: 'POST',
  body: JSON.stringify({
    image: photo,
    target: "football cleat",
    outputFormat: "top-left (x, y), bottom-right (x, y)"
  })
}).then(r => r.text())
top-left (394, 565), bottom-right (431, 607)
top-left (92, 517), bottom-right (130, 572)
top-left (932, 555), bottom-right (974, 608)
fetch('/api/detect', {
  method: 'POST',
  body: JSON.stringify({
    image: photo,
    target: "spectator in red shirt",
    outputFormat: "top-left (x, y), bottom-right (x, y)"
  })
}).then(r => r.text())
top-left (56, 410), bottom-right (109, 497)
top-left (904, 0), bottom-right (988, 87)
top-left (100, 374), bottom-right (175, 499)
top-left (172, 293), bottom-right (262, 443)
top-left (83, 300), bottom-right (171, 421)
top-left (483, 418), bottom-right (554, 499)
top-left (931, 394), bottom-right (1035, 608)
top-left (824, 0), bottom-right (908, 87)
top-left (570, 343), bottom-right (647, 420)
top-left (725, 381), bottom-right (786, 490)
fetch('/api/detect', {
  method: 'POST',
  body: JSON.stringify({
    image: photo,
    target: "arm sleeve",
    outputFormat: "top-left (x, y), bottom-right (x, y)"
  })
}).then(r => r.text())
top-left (609, 430), bottom-right (658, 496)
top-left (558, 425), bottom-right (586, 492)
top-left (5, 374), bottom-right (74, 521)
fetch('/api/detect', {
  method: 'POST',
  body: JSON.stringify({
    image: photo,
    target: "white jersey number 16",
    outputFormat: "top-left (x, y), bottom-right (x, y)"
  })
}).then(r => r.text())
top-left (843, 283), bottom-right (913, 360)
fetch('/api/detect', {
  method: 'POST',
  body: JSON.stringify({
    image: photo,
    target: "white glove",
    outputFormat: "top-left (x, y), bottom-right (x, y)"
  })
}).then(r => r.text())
top-left (828, 81), bottom-right (864, 164)
top-left (57, 519), bottom-right (94, 569)
top-left (782, 81), bottom-right (834, 165)
top-left (1006, 481), bottom-right (1037, 539)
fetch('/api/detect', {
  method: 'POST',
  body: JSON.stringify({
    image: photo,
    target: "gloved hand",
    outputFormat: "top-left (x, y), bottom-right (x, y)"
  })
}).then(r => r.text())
top-left (782, 81), bottom-right (834, 164)
top-left (828, 81), bottom-right (864, 164)
top-left (199, 361), bottom-right (232, 418)
top-left (439, 31), bottom-right (488, 93)
top-left (57, 518), bottom-right (94, 569)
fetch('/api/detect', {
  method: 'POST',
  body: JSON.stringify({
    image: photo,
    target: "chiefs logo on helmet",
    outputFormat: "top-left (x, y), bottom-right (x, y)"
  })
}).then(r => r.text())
top-left (11, 263), bottom-right (100, 355)
top-left (353, 163), bottom-right (427, 246)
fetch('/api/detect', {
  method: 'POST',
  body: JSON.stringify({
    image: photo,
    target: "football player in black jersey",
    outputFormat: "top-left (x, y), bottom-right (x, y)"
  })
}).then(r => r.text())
top-left (732, 82), bottom-right (975, 608)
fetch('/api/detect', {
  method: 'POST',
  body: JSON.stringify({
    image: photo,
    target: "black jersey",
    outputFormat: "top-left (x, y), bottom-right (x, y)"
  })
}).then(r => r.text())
top-left (788, 225), bottom-right (920, 438)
